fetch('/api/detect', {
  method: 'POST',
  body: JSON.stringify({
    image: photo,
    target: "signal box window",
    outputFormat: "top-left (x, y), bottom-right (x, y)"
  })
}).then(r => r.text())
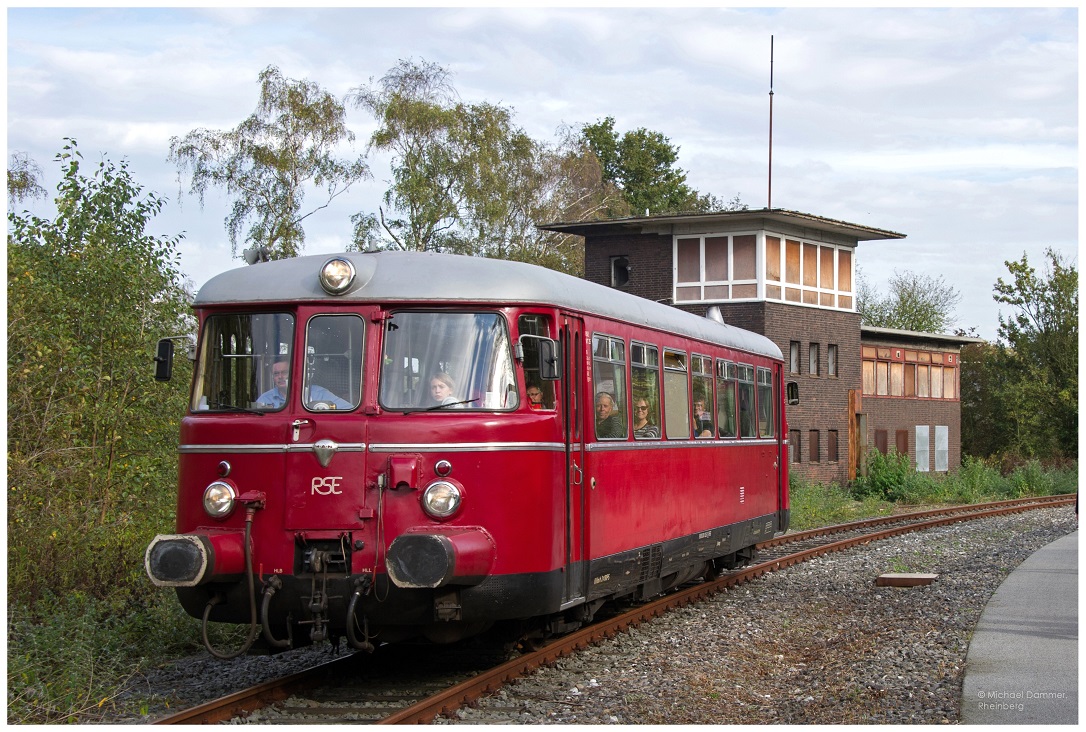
top-left (379, 311), bottom-right (517, 410)
top-left (193, 313), bottom-right (295, 412)
top-left (663, 350), bottom-right (690, 439)
top-left (916, 425), bottom-right (930, 472)
top-left (303, 315), bottom-right (363, 411)
top-left (715, 360), bottom-right (738, 438)
top-left (518, 314), bottom-right (555, 409)
top-left (692, 355), bottom-right (714, 438)
top-left (631, 342), bottom-right (661, 439)
top-left (757, 367), bottom-right (775, 437)
top-left (935, 425), bottom-right (949, 472)
top-left (737, 364), bottom-right (757, 438)
top-left (592, 335), bottom-right (627, 439)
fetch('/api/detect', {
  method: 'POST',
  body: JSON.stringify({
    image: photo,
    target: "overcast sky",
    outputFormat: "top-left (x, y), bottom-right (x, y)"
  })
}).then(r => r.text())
top-left (7, 6), bottom-right (1078, 340)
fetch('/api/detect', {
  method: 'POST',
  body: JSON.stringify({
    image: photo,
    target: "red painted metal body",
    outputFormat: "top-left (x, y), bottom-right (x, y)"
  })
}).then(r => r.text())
top-left (147, 252), bottom-right (788, 650)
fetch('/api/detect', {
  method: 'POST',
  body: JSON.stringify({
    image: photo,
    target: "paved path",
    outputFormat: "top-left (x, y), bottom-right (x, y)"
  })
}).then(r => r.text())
top-left (960, 530), bottom-right (1077, 724)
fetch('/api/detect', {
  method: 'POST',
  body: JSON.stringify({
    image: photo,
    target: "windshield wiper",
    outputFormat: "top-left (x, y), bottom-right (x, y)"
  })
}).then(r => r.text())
top-left (402, 398), bottom-right (481, 415)
top-left (210, 403), bottom-right (267, 415)
top-left (425, 398), bottom-right (480, 411)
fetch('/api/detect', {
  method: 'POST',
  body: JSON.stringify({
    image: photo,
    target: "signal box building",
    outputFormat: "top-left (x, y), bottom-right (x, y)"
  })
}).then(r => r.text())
top-left (541, 210), bottom-right (978, 485)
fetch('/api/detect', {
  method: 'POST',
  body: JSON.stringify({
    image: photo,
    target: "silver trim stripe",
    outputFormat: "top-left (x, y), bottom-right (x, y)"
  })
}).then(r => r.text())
top-left (179, 439), bottom-right (774, 455)
top-left (179, 443), bottom-right (367, 454)
top-left (369, 442), bottom-right (565, 453)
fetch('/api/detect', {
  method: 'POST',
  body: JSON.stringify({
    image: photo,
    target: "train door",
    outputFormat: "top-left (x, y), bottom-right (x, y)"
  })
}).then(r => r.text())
top-left (560, 313), bottom-right (587, 608)
top-left (282, 311), bottom-right (369, 534)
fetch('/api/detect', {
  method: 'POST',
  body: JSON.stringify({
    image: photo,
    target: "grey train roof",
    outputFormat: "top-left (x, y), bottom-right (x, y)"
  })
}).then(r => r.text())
top-left (195, 251), bottom-right (783, 361)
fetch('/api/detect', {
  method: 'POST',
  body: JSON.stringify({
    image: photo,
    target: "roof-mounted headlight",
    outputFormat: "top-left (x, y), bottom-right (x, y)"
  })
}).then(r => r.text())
top-left (319, 257), bottom-right (356, 295)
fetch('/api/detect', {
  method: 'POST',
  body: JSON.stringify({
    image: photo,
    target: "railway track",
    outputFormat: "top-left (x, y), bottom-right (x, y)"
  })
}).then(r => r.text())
top-left (154, 494), bottom-right (1074, 725)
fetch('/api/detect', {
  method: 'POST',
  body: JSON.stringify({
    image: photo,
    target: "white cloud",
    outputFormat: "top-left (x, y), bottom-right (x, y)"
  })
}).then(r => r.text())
top-left (6, 6), bottom-right (1076, 340)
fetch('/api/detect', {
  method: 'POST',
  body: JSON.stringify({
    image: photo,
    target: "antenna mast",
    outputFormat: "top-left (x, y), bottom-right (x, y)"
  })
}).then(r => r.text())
top-left (768, 35), bottom-right (774, 210)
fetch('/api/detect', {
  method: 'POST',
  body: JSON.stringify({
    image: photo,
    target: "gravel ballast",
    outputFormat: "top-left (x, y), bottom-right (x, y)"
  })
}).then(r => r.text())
top-left (122, 506), bottom-right (1076, 724)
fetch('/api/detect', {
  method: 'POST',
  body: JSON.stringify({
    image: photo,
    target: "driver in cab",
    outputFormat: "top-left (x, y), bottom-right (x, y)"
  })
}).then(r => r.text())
top-left (257, 357), bottom-right (352, 410)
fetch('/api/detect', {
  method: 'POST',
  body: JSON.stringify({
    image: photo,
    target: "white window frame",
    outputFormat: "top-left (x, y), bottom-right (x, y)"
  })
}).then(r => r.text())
top-left (935, 425), bottom-right (949, 472)
top-left (915, 425), bottom-right (930, 472)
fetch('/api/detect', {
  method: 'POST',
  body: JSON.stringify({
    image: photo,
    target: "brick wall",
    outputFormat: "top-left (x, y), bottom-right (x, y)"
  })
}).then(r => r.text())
top-left (584, 233), bottom-right (673, 303)
top-left (863, 396), bottom-right (962, 473)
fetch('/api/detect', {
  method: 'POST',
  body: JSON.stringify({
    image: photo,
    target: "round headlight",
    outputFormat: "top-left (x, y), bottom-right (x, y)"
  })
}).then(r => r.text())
top-left (203, 481), bottom-right (237, 519)
top-left (422, 480), bottom-right (462, 519)
top-left (319, 257), bottom-right (356, 295)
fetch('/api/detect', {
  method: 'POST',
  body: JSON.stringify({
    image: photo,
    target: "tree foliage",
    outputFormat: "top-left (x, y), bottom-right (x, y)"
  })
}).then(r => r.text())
top-left (991, 248), bottom-right (1078, 458)
top-left (8, 139), bottom-right (192, 607)
top-left (960, 249), bottom-right (1078, 462)
top-left (349, 59), bottom-right (625, 274)
top-left (8, 150), bottom-right (47, 205)
top-left (856, 269), bottom-right (962, 333)
top-left (959, 341), bottom-right (1016, 459)
top-left (168, 65), bottom-right (369, 259)
top-left (581, 116), bottom-right (721, 216)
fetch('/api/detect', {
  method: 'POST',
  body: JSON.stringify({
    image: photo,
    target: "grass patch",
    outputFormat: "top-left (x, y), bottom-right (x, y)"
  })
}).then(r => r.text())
top-left (790, 456), bottom-right (1077, 533)
top-left (788, 478), bottom-right (895, 531)
top-left (7, 591), bottom-right (202, 724)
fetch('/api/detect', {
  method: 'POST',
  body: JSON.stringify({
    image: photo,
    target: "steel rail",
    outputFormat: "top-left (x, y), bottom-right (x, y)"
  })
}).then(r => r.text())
top-left (152, 653), bottom-right (361, 724)
top-left (376, 494), bottom-right (1075, 724)
top-left (153, 494), bottom-right (1075, 725)
top-left (758, 493), bottom-right (1073, 549)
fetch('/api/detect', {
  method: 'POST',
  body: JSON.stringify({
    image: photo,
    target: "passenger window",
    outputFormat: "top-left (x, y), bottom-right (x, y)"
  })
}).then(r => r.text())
top-left (631, 343), bottom-right (661, 440)
top-left (692, 355), bottom-right (714, 438)
top-left (592, 335), bottom-right (627, 439)
top-left (716, 360), bottom-right (738, 438)
top-left (663, 350), bottom-right (690, 439)
top-left (304, 315), bottom-right (364, 411)
top-left (757, 367), bottom-right (775, 437)
top-left (737, 364), bottom-right (757, 438)
top-left (519, 314), bottom-right (554, 410)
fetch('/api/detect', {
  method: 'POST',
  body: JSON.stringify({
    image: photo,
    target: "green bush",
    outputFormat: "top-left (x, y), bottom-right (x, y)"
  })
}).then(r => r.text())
top-left (851, 449), bottom-right (918, 502)
top-left (942, 455), bottom-right (1004, 503)
top-left (7, 591), bottom-right (200, 724)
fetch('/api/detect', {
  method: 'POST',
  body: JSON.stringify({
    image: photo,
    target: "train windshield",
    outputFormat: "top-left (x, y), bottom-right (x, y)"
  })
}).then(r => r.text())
top-left (380, 311), bottom-right (517, 411)
top-left (191, 313), bottom-right (295, 412)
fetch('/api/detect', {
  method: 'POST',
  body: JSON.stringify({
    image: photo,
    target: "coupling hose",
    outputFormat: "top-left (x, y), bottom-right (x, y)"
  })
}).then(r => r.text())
top-left (201, 507), bottom-right (260, 660)
top-left (260, 575), bottom-right (292, 649)
top-left (346, 577), bottom-right (375, 652)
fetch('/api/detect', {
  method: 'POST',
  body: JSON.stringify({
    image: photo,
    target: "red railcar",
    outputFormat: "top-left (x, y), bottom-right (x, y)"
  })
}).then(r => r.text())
top-left (146, 251), bottom-right (789, 655)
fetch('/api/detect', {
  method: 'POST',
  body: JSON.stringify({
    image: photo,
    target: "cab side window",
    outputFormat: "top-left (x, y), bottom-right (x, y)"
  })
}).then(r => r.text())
top-left (519, 314), bottom-right (554, 410)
